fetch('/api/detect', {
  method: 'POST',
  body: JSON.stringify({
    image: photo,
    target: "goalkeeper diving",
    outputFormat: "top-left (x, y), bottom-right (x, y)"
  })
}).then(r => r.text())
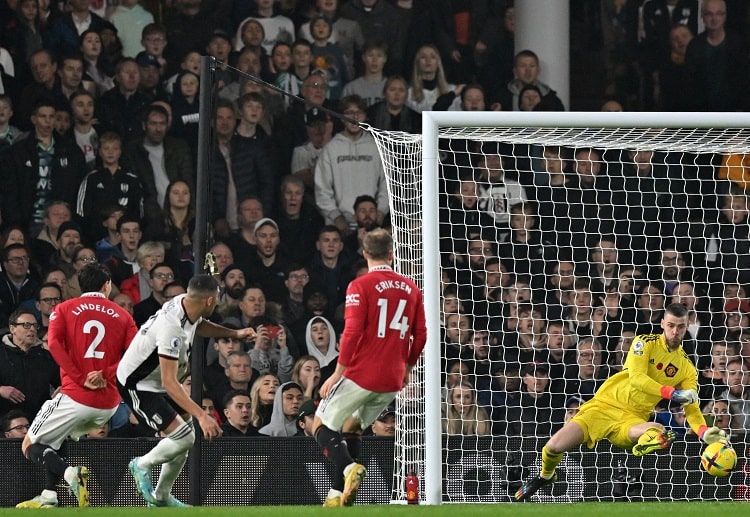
top-left (516, 303), bottom-right (728, 501)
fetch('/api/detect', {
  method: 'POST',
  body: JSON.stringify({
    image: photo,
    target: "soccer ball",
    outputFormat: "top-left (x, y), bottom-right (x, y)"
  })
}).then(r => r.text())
top-left (701, 441), bottom-right (737, 477)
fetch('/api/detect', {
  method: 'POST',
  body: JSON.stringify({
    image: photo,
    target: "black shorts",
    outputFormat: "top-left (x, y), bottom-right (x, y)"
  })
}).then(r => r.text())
top-left (117, 382), bottom-right (182, 432)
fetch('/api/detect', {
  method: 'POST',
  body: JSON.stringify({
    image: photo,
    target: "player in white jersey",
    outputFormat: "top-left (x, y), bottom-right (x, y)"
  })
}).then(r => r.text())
top-left (116, 274), bottom-right (255, 507)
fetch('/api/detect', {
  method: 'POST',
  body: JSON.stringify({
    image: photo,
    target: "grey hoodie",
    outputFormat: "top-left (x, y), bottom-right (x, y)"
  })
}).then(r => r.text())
top-left (258, 381), bottom-right (303, 437)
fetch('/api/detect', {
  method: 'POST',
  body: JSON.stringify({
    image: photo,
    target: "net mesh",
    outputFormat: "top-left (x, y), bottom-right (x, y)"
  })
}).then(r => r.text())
top-left (368, 122), bottom-right (750, 503)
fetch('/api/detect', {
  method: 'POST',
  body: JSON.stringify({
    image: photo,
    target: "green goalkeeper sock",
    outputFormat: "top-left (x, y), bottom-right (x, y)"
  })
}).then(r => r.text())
top-left (540, 445), bottom-right (563, 479)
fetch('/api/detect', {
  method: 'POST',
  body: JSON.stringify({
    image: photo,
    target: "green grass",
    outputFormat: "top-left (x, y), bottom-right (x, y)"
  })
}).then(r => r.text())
top-left (7, 502), bottom-right (744, 517)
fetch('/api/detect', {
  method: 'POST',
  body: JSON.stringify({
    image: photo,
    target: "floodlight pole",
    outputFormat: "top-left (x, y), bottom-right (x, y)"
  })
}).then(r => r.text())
top-left (188, 54), bottom-right (216, 506)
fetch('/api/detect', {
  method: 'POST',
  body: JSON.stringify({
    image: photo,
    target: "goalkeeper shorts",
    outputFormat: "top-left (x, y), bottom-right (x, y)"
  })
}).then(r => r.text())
top-left (571, 399), bottom-right (646, 449)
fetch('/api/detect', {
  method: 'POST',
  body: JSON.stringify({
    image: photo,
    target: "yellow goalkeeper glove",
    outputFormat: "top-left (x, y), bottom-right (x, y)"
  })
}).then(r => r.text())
top-left (699, 426), bottom-right (728, 444)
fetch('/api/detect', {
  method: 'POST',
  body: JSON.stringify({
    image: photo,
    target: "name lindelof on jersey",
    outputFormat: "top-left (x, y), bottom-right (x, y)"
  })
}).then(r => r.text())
top-left (71, 302), bottom-right (121, 318)
top-left (374, 279), bottom-right (413, 295)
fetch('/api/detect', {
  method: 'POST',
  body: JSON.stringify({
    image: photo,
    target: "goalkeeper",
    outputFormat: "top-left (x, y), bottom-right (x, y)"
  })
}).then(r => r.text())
top-left (515, 303), bottom-right (727, 501)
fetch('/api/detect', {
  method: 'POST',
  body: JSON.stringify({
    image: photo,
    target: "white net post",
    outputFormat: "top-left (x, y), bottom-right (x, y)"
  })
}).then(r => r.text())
top-left (369, 112), bottom-right (750, 504)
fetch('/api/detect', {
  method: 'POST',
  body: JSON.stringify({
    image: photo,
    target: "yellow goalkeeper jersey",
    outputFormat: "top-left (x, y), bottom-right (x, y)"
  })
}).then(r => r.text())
top-left (592, 332), bottom-right (706, 434)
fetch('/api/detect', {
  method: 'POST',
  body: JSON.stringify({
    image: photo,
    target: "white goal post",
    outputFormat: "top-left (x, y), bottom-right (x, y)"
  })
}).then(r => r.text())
top-left (368, 112), bottom-right (750, 505)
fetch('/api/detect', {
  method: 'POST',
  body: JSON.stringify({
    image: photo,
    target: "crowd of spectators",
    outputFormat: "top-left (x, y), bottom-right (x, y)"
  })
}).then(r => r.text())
top-left (0, 0), bottom-right (749, 443)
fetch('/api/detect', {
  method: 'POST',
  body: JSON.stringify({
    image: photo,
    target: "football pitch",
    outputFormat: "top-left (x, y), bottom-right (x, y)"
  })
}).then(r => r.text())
top-left (18, 502), bottom-right (745, 516)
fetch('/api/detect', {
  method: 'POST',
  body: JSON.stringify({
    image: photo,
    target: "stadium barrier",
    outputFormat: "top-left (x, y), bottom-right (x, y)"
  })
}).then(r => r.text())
top-left (0, 435), bottom-right (744, 506)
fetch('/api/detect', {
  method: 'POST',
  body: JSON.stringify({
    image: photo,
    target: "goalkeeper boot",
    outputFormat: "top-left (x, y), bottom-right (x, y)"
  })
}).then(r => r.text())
top-left (68, 466), bottom-right (90, 507)
top-left (341, 463), bottom-right (367, 506)
top-left (632, 429), bottom-right (676, 457)
top-left (15, 495), bottom-right (58, 508)
top-left (128, 457), bottom-right (156, 504)
top-left (514, 472), bottom-right (558, 502)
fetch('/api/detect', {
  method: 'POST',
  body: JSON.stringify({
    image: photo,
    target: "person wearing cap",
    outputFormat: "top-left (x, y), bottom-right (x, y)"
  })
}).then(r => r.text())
top-left (290, 107), bottom-right (334, 194)
top-left (297, 399), bottom-right (318, 437)
top-left (516, 303), bottom-right (728, 501)
top-left (314, 94), bottom-right (389, 236)
top-left (564, 396), bottom-right (584, 423)
top-left (109, 0), bottom-right (155, 58)
top-left (369, 405), bottom-right (395, 437)
top-left (244, 217), bottom-right (290, 305)
top-left (136, 51), bottom-right (169, 103)
top-left (51, 221), bottom-right (83, 278)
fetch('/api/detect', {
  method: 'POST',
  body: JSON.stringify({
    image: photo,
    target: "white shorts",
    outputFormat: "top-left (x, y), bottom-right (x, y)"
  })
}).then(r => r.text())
top-left (316, 377), bottom-right (396, 432)
top-left (28, 393), bottom-right (118, 450)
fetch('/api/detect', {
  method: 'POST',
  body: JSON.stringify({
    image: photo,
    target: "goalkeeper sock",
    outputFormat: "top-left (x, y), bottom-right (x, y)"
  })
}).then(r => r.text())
top-left (316, 425), bottom-right (353, 491)
top-left (540, 445), bottom-right (563, 479)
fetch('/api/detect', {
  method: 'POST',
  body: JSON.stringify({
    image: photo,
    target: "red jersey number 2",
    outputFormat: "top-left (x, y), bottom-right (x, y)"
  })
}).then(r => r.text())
top-left (376, 298), bottom-right (409, 339)
top-left (83, 320), bottom-right (106, 359)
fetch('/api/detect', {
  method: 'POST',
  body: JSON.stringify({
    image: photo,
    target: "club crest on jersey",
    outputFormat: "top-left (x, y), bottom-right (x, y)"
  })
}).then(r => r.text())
top-left (664, 363), bottom-right (679, 377)
top-left (170, 337), bottom-right (181, 349)
top-left (632, 340), bottom-right (645, 356)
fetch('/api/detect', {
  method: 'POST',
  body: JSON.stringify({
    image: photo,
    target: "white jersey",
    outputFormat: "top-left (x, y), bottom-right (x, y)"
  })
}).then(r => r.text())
top-left (116, 294), bottom-right (202, 392)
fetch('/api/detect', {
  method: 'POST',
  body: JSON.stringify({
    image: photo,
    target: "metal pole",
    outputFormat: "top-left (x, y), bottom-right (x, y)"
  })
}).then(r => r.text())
top-left (188, 54), bottom-right (215, 506)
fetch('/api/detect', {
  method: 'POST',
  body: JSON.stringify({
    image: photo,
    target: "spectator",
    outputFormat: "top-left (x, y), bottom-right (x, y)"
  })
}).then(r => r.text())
top-left (341, 0), bottom-right (404, 75)
top-left (216, 264), bottom-right (246, 320)
top-left (292, 355), bottom-right (322, 401)
top-left (0, 244), bottom-right (41, 329)
top-left (64, 245), bottom-right (97, 298)
top-left (204, 327), bottom-right (244, 400)
top-left (269, 41), bottom-right (292, 82)
top-left (149, 179), bottom-right (194, 278)
top-left (406, 44), bottom-right (455, 113)
top-left (220, 389), bottom-right (258, 436)
top-left (108, 0), bottom-right (154, 58)
top-left (103, 215), bottom-right (142, 287)
top-left (365, 75), bottom-right (420, 133)
top-left (248, 314), bottom-right (294, 383)
top-left (54, 52), bottom-right (88, 102)
top-left (565, 336), bottom-right (607, 400)
top-left (500, 49), bottom-right (565, 111)
top-left (92, 209), bottom-right (123, 271)
top-left (118, 240), bottom-right (164, 304)
top-left (308, 15), bottom-right (349, 100)
top-left (721, 357), bottom-right (750, 433)
top-left (136, 51), bottom-right (168, 103)
top-left (122, 104), bottom-right (194, 237)
top-left (98, 57), bottom-right (150, 140)
top-left (0, 98), bottom-right (86, 236)
top-left (14, 49), bottom-right (62, 131)
top-left (169, 70), bottom-right (199, 151)
top-left (209, 241), bottom-right (234, 277)
top-left (369, 405), bottom-right (396, 437)
top-left (258, 381), bottom-right (304, 437)
top-left (139, 23), bottom-right (168, 71)
top-left (608, 327), bottom-right (636, 373)
top-left (296, 398), bottom-right (317, 437)
top-left (249, 373), bottom-right (280, 430)
top-left (342, 39), bottom-right (387, 107)
top-left (698, 341), bottom-right (733, 403)
top-left (635, 281), bottom-right (666, 335)
top-left (480, 360), bottom-right (522, 435)
top-left (315, 95), bottom-right (388, 234)
top-left (207, 100), bottom-right (237, 237)
top-left (308, 225), bottom-right (352, 310)
top-left (0, 95), bottom-right (26, 153)
top-left (245, 218), bottom-right (290, 305)
top-left (280, 263), bottom-right (310, 327)
top-left (76, 131), bottom-right (144, 241)
top-left (290, 107), bottom-right (334, 194)
top-left (2, 409), bottom-right (30, 438)
top-left (343, 195), bottom-right (380, 258)
top-left (275, 175), bottom-right (324, 266)
top-left (241, 0), bottom-right (294, 55)
top-left (702, 398), bottom-right (733, 435)
top-left (564, 395), bottom-right (584, 424)
top-left (49, 221), bottom-right (82, 278)
top-left (656, 24), bottom-right (695, 111)
top-left (66, 90), bottom-right (99, 171)
top-left (276, 39), bottom-right (314, 104)
top-left (4, 0), bottom-right (44, 86)
top-left (442, 381), bottom-right (490, 435)
top-left (0, 307), bottom-right (59, 419)
top-left (304, 315), bottom-right (338, 385)
top-left (44, 0), bottom-right (111, 55)
top-left (132, 262), bottom-right (174, 326)
top-left (684, 0), bottom-right (747, 111)
top-left (214, 351), bottom-right (258, 418)
top-left (513, 362), bottom-right (564, 437)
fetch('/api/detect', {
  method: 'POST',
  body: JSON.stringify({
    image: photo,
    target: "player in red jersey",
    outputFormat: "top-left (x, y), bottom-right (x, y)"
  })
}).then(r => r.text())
top-left (17, 264), bottom-right (137, 508)
top-left (313, 228), bottom-right (427, 507)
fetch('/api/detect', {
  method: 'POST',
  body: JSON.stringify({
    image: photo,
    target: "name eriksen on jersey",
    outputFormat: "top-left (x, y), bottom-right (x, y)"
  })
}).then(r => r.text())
top-left (71, 303), bottom-right (121, 318)
top-left (374, 279), bottom-right (412, 294)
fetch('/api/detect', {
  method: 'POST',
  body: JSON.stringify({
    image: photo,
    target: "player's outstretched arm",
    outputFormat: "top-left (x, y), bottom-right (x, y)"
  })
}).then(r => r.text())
top-left (698, 426), bottom-right (729, 444)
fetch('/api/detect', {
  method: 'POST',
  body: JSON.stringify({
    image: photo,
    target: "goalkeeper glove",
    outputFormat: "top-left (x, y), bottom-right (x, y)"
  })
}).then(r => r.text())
top-left (660, 386), bottom-right (699, 406)
top-left (699, 426), bottom-right (728, 444)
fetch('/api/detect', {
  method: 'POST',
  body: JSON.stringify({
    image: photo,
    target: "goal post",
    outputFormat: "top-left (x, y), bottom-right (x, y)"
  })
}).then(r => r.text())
top-left (368, 111), bottom-right (750, 504)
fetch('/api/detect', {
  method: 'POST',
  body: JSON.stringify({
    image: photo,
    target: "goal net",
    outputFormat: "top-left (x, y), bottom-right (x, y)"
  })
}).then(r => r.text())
top-left (368, 112), bottom-right (750, 504)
